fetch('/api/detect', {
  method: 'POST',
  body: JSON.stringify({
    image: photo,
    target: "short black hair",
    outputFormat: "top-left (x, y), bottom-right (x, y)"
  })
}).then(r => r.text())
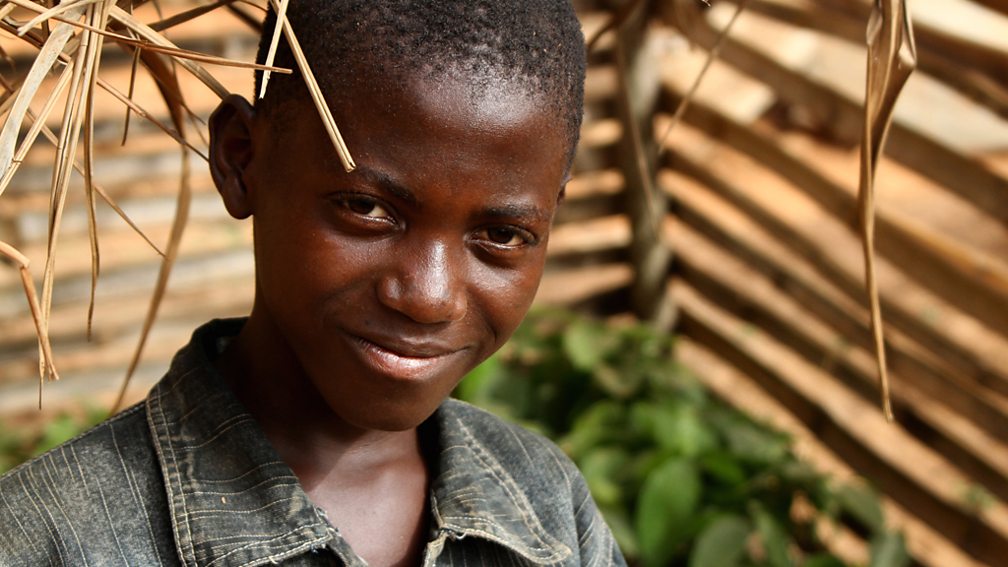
top-left (254, 0), bottom-right (586, 164)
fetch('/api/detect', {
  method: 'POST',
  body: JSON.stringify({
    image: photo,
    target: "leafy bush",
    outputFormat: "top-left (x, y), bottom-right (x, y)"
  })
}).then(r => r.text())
top-left (456, 308), bottom-right (908, 567)
top-left (0, 406), bottom-right (106, 474)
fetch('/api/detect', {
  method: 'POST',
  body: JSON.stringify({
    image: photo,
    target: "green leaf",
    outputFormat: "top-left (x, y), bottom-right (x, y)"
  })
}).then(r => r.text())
top-left (593, 362), bottom-right (641, 399)
top-left (579, 447), bottom-right (630, 508)
top-left (802, 554), bottom-right (845, 567)
top-left (562, 401), bottom-right (627, 458)
top-left (35, 415), bottom-right (83, 455)
top-left (629, 402), bottom-right (657, 439)
top-left (450, 309), bottom-right (869, 567)
top-left (869, 531), bottom-right (910, 567)
top-left (636, 458), bottom-right (702, 567)
top-left (960, 484), bottom-right (996, 512)
top-left (562, 320), bottom-right (613, 371)
top-left (700, 452), bottom-right (747, 486)
top-left (751, 503), bottom-right (791, 567)
top-left (722, 420), bottom-right (790, 465)
top-left (600, 504), bottom-right (639, 558)
top-left (836, 484), bottom-right (885, 533)
top-left (652, 403), bottom-right (714, 457)
top-left (688, 514), bottom-right (750, 567)
top-left (455, 354), bottom-right (502, 402)
top-left (626, 449), bottom-right (665, 495)
top-left (779, 461), bottom-right (823, 491)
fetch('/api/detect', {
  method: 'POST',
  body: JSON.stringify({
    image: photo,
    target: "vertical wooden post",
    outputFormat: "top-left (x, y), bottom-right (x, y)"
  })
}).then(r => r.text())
top-left (615, 1), bottom-right (675, 328)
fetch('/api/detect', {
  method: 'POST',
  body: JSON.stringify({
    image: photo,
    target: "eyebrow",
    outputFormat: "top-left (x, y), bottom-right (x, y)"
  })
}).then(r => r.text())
top-left (351, 166), bottom-right (552, 223)
top-left (483, 203), bottom-right (552, 224)
top-left (351, 166), bottom-right (419, 205)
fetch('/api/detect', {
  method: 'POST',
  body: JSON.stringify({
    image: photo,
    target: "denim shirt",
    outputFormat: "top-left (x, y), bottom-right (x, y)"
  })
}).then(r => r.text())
top-left (0, 319), bottom-right (626, 566)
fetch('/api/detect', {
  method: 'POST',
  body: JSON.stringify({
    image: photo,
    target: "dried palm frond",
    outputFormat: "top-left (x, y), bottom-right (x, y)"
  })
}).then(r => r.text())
top-left (859, 0), bottom-right (917, 421)
top-left (0, 240), bottom-right (57, 407)
top-left (266, 0), bottom-right (354, 171)
top-left (0, 0), bottom-right (351, 406)
top-left (257, 0), bottom-right (287, 98)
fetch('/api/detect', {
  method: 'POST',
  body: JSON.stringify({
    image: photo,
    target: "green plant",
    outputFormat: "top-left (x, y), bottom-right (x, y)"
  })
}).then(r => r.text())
top-left (455, 309), bottom-right (908, 567)
top-left (0, 406), bottom-right (106, 474)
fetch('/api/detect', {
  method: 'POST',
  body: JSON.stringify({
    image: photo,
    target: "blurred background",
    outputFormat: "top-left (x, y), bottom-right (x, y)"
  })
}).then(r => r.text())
top-left (0, 0), bottom-right (1006, 565)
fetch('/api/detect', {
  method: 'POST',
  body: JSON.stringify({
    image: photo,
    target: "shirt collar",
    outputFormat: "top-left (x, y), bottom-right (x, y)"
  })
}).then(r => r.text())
top-left (147, 318), bottom-right (570, 567)
top-left (147, 319), bottom-right (334, 567)
top-left (429, 399), bottom-right (573, 564)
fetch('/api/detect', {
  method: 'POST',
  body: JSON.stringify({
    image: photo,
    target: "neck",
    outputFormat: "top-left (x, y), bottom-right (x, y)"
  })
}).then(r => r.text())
top-left (217, 305), bottom-right (432, 567)
top-left (215, 307), bottom-right (423, 481)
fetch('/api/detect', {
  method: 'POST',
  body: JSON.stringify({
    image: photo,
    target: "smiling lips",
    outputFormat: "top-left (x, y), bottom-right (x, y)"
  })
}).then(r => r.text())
top-left (350, 335), bottom-right (464, 381)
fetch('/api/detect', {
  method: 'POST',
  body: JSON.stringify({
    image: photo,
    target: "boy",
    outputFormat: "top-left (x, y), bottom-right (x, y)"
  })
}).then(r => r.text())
top-left (0, 1), bottom-right (626, 565)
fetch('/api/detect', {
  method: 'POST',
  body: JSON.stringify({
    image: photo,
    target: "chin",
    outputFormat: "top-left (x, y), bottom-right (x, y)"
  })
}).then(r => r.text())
top-left (333, 393), bottom-right (444, 433)
top-left (352, 409), bottom-right (435, 433)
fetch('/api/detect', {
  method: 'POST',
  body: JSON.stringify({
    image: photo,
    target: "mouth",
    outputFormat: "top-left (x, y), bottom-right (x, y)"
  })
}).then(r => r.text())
top-left (348, 335), bottom-right (465, 381)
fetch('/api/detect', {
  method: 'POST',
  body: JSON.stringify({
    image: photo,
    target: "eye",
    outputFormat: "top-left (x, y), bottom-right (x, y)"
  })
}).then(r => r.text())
top-left (335, 195), bottom-right (393, 222)
top-left (476, 226), bottom-right (535, 248)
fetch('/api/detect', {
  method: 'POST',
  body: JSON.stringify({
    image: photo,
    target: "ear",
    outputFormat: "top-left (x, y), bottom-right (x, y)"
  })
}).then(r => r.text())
top-left (209, 94), bottom-right (256, 219)
top-left (557, 173), bottom-right (570, 205)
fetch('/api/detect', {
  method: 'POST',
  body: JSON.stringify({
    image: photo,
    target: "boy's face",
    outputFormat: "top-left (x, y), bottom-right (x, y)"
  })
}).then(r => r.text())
top-left (211, 73), bottom-right (570, 431)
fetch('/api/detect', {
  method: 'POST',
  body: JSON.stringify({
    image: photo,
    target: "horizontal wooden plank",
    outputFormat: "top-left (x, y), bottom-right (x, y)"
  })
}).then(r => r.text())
top-left (0, 273), bottom-right (254, 390)
top-left (671, 217), bottom-right (1008, 500)
top-left (0, 248), bottom-right (253, 355)
top-left (676, 338), bottom-right (988, 567)
top-left (663, 92), bottom-right (1008, 339)
top-left (734, 0), bottom-right (1008, 120)
top-left (674, 282), bottom-right (1008, 566)
top-left (662, 164), bottom-right (1008, 412)
top-left (661, 5), bottom-right (1008, 225)
top-left (661, 144), bottom-right (1008, 397)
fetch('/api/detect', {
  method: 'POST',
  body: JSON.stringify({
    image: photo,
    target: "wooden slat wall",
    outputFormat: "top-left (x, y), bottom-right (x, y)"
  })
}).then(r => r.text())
top-left (0, 0), bottom-right (258, 409)
top-left (563, 2), bottom-right (1008, 565)
top-left (1, 1), bottom-right (1006, 565)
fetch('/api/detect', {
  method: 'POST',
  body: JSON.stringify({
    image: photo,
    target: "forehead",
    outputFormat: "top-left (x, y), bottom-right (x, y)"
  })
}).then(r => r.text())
top-left (266, 64), bottom-right (558, 136)
top-left (259, 70), bottom-right (569, 196)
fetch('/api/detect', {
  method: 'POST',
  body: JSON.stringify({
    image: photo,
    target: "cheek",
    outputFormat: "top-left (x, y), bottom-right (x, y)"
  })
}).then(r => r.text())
top-left (473, 258), bottom-right (546, 338)
top-left (253, 216), bottom-right (358, 299)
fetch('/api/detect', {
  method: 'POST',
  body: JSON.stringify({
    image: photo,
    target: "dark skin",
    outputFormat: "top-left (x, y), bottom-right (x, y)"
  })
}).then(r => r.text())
top-left (208, 70), bottom-right (570, 566)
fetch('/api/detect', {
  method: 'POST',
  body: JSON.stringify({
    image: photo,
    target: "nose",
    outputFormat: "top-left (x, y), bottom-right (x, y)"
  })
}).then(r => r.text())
top-left (377, 240), bottom-right (467, 324)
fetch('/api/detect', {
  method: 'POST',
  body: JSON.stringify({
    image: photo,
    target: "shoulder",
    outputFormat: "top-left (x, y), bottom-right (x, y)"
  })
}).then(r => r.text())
top-left (0, 404), bottom-right (173, 564)
top-left (0, 402), bottom-right (152, 495)
top-left (439, 397), bottom-right (581, 488)
top-left (436, 399), bottom-right (628, 566)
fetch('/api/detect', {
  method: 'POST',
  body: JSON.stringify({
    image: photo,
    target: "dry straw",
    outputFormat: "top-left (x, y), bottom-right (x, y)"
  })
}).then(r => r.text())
top-left (859, 0), bottom-right (917, 422)
top-left (0, 0), bottom-right (354, 409)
